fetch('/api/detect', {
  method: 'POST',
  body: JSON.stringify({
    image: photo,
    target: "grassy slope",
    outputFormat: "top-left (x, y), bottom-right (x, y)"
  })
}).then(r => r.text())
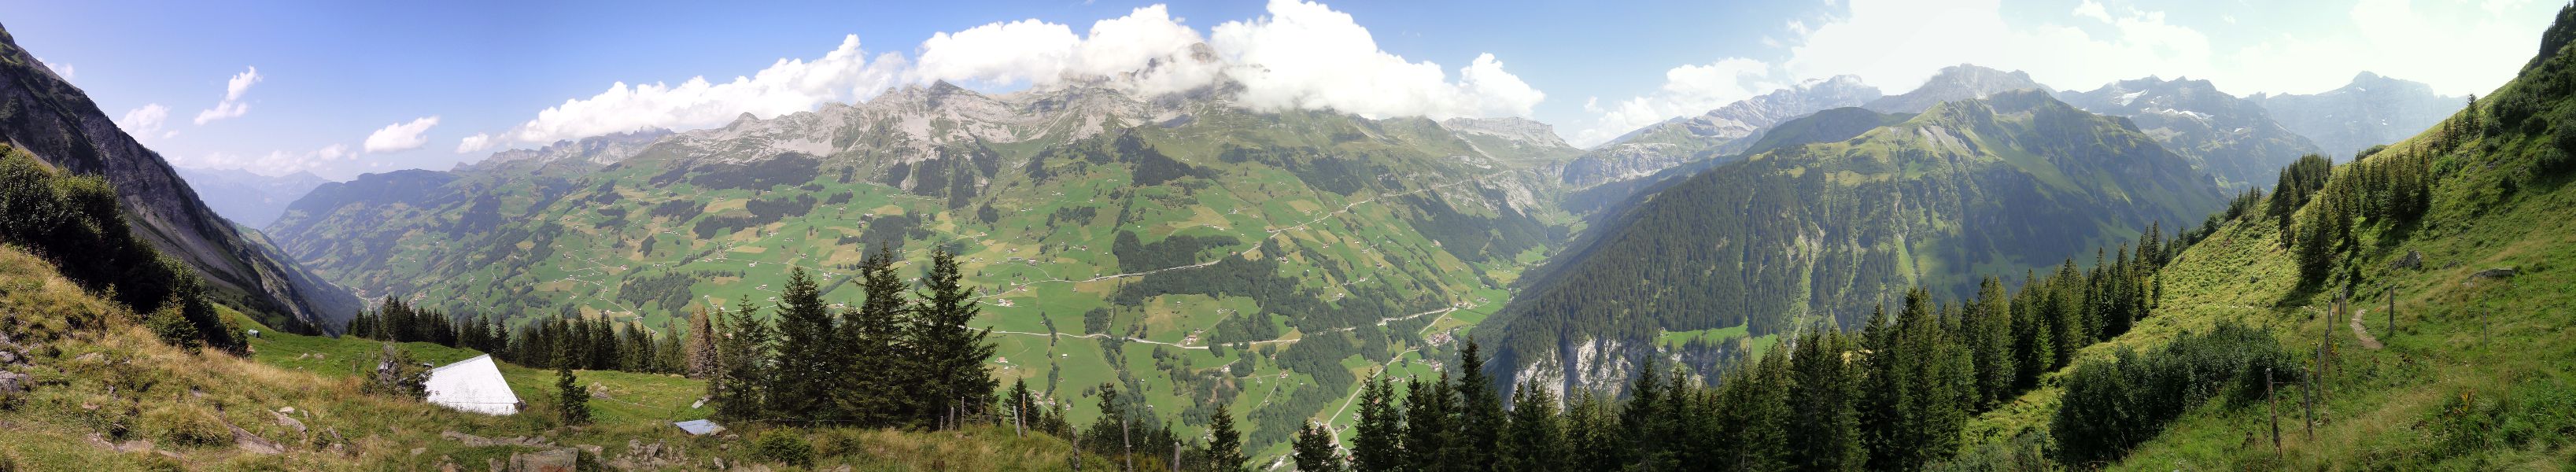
top-left (1958, 79), bottom-right (2576, 469)
top-left (0, 245), bottom-right (1088, 470)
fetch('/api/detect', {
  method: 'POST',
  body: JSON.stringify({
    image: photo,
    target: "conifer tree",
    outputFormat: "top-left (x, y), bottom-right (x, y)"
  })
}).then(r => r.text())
top-left (1293, 422), bottom-right (1342, 472)
top-left (1205, 402), bottom-right (1248, 472)
top-left (555, 331), bottom-right (592, 426)
top-left (1499, 380), bottom-right (1565, 472)
top-left (1787, 328), bottom-right (1864, 471)
top-left (1561, 388), bottom-right (1623, 472)
top-left (1350, 372), bottom-right (1404, 472)
top-left (771, 267), bottom-right (839, 420)
top-left (1968, 275), bottom-right (2016, 408)
top-left (1446, 340), bottom-right (1503, 470)
top-left (1402, 373), bottom-right (1455, 472)
top-left (711, 299), bottom-right (772, 422)
top-left (913, 248), bottom-right (997, 428)
top-left (840, 246), bottom-right (910, 426)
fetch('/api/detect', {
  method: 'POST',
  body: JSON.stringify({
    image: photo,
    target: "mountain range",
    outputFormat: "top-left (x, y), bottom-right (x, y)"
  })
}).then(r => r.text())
top-left (1489, 90), bottom-right (2227, 396)
top-left (172, 167), bottom-right (333, 227)
top-left (2252, 72), bottom-right (2467, 159)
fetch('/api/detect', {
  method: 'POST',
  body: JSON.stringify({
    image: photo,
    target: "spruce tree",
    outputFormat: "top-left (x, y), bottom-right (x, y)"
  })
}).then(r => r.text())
top-left (1350, 372), bottom-right (1404, 472)
top-left (712, 299), bottom-right (773, 422)
top-left (840, 246), bottom-right (910, 426)
top-left (1293, 422), bottom-right (1342, 472)
top-left (913, 248), bottom-right (997, 428)
top-left (1499, 380), bottom-right (1565, 472)
top-left (771, 267), bottom-right (839, 420)
top-left (1402, 373), bottom-right (1454, 472)
top-left (1786, 329), bottom-right (1864, 471)
top-left (1969, 275), bottom-right (2015, 408)
top-left (555, 331), bottom-right (591, 426)
top-left (1206, 402), bottom-right (1248, 472)
top-left (1445, 340), bottom-right (1503, 470)
top-left (1561, 389), bottom-right (1622, 472)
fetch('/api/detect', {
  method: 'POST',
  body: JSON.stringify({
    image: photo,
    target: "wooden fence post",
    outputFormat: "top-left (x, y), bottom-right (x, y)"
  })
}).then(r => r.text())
top-left (2268, 367), bottom-right (2282, 460)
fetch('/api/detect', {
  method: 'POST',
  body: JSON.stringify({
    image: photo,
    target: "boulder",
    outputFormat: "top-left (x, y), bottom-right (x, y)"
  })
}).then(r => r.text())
top-left (2390, 250), bottom-right (2423, 270)
top-left (507, 448), bottom-right (579, 472)
top-left (2473, 267), bottom-right (2519, 279)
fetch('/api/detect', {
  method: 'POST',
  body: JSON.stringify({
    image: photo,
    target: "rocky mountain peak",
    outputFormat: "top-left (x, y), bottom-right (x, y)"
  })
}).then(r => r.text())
top-left (1864, 64), bottom-right (2050, 113)
top-left (1439, 116), bottom-right (1572, 148)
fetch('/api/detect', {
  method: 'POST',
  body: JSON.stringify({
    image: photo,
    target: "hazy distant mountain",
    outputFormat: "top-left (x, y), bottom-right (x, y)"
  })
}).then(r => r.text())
top-left (2058, 76), bottom-right (2324, 187)
top-left (1863, 64), bottom-right (2051, 113)
top-left (0, 25), bottom-right (358, 332)
top-left (1559, 76), bottom-right (1881, 187)
top-left (1440, 116), bottom-right (1582, 168)
top-left (1490, 90), bottom-right (2225, 398)
top-left (2251, 72), bottom-right (2464, 159)
top-left (175, 167), bottom-right (332, 227)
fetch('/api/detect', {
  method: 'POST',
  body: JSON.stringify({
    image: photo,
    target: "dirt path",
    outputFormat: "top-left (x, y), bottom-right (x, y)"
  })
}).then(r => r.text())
top-left (2349, 308), bottom-right (2384, 349)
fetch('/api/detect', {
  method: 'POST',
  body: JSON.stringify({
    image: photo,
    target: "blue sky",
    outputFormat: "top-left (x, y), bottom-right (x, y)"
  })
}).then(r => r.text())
top-left (6, 0), bottom-right (2558, 179)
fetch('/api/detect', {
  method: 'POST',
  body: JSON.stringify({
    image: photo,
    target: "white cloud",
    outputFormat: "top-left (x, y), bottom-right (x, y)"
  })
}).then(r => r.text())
top-left (907, 5), bottom-right (1220, 95)
top-left (493, 35), bottom-right (906, 147)
top-left (364, 116), bottom-right (441, 153)
top-left (913, 19), bottom-right (1082, 86)
top-left (173, 143), bottom-right (350, 177)
top-left (2222, 0), bottom-right (2553, 96)
top-left (2072, 0), bottom-right (2111, 22)
top-left (1208, 0), bottom-right (1544, 119)
top-left (119, 104), bottom-right (170, 138)
top-left (38, 57), bottom-right (72, 81)
top-left (456, 133), bottom-right (496, 154)
top-left (194, 66), bottom-right (261, 125)
top-left (1770, 0), bottom-right (2541, 98)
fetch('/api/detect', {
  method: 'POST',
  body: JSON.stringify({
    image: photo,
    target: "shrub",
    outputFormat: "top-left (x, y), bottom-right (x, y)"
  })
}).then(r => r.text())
top-left (755, 429), bottom-right (814, 466)
top-left (2052, 321), bottom-right (2298, 465)
top-left (811, 427), bottom-right (866, 458)
top-left (143, 404), bottom-right (230, 447)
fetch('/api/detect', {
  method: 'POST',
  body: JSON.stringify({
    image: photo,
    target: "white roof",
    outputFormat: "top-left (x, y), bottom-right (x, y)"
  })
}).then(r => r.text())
top-left (423, 355), bottom-right (520, 415)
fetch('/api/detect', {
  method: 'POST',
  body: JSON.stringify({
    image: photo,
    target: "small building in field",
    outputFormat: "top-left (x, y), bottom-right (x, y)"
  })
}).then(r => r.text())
top-left (424, 355), bottom-right (521, 415)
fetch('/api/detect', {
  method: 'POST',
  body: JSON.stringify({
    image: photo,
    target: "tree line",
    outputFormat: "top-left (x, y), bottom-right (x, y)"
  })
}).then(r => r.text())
top-left (1256, 213), bottom-right (2295, 471)
top-left (700, 247), bottom-right (999, 430)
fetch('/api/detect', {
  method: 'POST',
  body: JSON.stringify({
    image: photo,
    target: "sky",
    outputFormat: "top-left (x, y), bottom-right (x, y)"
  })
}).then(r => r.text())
top-left (5, 0), bottom-right (2559, 179)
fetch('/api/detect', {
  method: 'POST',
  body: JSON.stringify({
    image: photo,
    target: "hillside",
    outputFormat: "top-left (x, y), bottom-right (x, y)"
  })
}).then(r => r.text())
top-left (2059, 76), bottom-right (2325, 188)
top-left (1950, 6), bottom-right (2576, 467)
top-left (0, 24), bottom-right (358, 334)
top-left (0, 243), bottom-right (1088, 470)
top-left (262, 80), bottom-right (1568, 457)
top-left (1488, 90), bottom-right (2227, 398)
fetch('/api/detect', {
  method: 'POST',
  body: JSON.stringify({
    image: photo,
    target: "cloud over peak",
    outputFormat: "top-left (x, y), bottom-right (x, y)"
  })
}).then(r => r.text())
top-left (467, 1), bottom-right (1546, 153)
top-left (364, 116), bottom-right (441, 153)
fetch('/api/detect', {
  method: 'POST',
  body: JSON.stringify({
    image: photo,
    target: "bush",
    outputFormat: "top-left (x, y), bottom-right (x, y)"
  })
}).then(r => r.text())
top-left (143, 404), bottom-right (230, 447)
top-left (2052, 321), bottom-right (2299, 465)
top-left (755, 429), bottom-right (815, 466)
top-left (811, 427), bottom-right (865, 458)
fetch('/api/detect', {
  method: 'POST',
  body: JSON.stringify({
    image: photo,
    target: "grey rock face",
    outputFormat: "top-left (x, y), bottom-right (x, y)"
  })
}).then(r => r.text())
top-left (1863, 65), bottom-right (2049, 113)
top-left (2058, 76), bottom-right (2324, 187)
